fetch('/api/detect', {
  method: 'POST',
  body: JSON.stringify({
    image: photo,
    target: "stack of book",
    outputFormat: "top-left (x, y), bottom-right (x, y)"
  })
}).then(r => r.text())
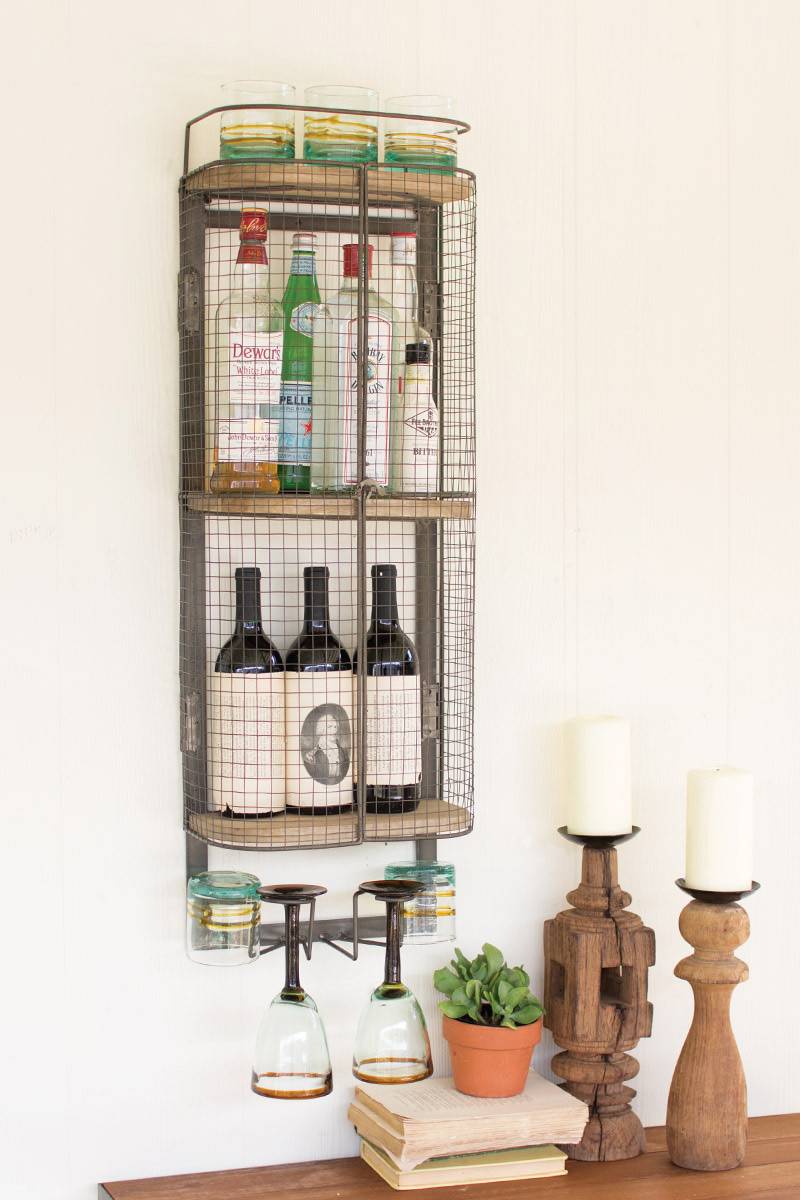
top-left (349, 1073), bottom-right (589, 1190)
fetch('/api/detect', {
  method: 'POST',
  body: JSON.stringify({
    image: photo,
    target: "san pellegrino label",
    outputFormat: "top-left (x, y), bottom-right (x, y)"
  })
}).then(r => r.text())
top-left (363, 676), bottom-right (422, 786)
top-left (341, 315), bottom-right (393, 485)
top-left (285, 671), bottom-right (354, 808)
top-left (290, 301), bottom-right (317, 334)
top-left (278, 381), bottom-right (313, 465)
top-left (208, 673), bottom-right (286, 813)
top-left (289, 252), bottom-right (315, 276)
top-left (280, 242), bottom-right (320, 471)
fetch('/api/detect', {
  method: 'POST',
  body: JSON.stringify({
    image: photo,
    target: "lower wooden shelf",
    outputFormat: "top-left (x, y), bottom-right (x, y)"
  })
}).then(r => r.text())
top-left (184, 492), bottom-right (474, 520)
top-left (99, 1114), bottom-right (800, 1199)
top-left (187, 796), bottom-right (472, 849)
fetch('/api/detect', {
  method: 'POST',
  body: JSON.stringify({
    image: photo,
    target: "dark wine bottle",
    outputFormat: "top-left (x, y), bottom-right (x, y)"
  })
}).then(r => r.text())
top-left (355, 563), bottom-right (422, 815)
top-left (210, 567), bottom-right (285, 817)
top-left (216, 567), bottom-right (283, 673)
top-left (285, 566), bottom-right (354, 813)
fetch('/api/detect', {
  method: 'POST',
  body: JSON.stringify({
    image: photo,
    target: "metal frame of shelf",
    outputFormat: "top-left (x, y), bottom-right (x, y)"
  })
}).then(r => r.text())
top-left (179, 125), bottom-right (474, 881)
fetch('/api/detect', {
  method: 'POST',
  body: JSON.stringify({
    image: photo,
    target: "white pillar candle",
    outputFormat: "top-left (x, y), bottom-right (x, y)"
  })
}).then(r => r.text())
top-left (564, 715), bottom-right (633, 836)
top-left (685, 768), bottom-right (753, 892)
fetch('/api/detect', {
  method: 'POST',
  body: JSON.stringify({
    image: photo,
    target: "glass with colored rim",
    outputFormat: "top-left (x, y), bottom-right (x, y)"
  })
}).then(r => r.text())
top-left (383, 94), bottom-right (458, 172)
top-left (385, 862), bottom-right (456, 944)
top-left (186, 870), bottom-right (262, 966)
top-left (304, 85), bottom-right (379, 162)
top-left (220, 80), bottom-right (296, 160)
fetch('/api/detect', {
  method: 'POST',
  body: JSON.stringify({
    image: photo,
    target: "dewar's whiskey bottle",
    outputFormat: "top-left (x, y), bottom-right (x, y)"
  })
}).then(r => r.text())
top-left (210, 209), bottom-right (284, 493)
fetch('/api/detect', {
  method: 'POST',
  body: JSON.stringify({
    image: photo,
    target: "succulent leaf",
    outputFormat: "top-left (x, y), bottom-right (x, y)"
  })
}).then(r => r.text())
top-left (441, 1002), bottom-right (469, 1019)
top-left (434, 944), bottom-right (545, 1029)
top-left (433, 967), bottom-right (461, 995)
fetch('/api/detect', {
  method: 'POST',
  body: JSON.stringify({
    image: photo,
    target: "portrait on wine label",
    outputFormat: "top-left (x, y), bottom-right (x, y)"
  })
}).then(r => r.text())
top-left (300, 704), bottom-right (351, 785)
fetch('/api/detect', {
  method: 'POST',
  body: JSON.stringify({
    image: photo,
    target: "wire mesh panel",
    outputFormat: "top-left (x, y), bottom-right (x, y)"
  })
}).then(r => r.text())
top-left (179, 137), bottom-right (475, 852)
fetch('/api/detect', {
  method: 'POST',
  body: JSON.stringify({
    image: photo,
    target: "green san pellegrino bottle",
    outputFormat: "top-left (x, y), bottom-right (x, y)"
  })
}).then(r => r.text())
top-left (279, 233), bottom-right (321, 492)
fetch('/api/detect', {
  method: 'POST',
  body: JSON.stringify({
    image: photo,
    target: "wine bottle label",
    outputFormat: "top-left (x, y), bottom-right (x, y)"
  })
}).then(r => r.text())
top-left (289, 301), bottom-right (317, 336)
top-left (341, 316), bottom-right (392, 486)
top-left (364, 676), bottom-right (422, 786)
top-left (285, 671), bottom-right (354, 807)
top-left (228, 329), bottom-right (283, 403)
top-left (208, 673), bottom-right (286, 814)
top-left (279, 381), bottom-right (312, 465)
top-left (217, 417), bottom-right (279, 463)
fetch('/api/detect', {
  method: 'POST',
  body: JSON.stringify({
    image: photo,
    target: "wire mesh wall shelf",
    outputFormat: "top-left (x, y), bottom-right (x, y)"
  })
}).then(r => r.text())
top-left (179, 105), bottom-right (475, 853)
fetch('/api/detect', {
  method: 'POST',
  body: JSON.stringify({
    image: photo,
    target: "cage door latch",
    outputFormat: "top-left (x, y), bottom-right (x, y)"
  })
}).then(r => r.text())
top-left (181, 690), bottom-right (201, 754)
top-left (421, 281), bottom-right (441, 341)
top-left (422, 683), bottom-right (440, 739)
top-left (179, 266), bottom-right (201, 335)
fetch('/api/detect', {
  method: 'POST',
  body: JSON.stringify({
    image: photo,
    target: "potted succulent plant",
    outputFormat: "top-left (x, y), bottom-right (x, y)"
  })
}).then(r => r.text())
top-left (433, 943), bottom-right (544, 1098)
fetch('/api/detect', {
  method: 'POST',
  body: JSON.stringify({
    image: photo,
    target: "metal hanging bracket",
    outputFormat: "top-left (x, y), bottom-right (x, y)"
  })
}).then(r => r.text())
top-left (257, 888), bottom-right (390, 962)
top-left (258, 894), bottom-right (319, 960)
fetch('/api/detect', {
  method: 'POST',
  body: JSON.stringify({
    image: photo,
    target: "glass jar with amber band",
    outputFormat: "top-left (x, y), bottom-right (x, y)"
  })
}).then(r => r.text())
top-left (384, 861), bottom-right (456, 944)
top-left (186, 870), bottom-right (261, 966)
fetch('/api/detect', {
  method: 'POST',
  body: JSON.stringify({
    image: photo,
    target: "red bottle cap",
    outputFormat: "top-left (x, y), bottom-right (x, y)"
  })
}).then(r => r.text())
top-left (240, 209), bottom-right (268, 241)
top-left (343, 243), bottom-right (373, 278)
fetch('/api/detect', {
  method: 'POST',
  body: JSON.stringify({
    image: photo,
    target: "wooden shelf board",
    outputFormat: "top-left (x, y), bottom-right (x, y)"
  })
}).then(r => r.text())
top-left (187, 796), bottom-right (471, 849)
top-left (188, 809), bottom-right (358, 849)
top-left (185, 492), bottom-right (473, 520)
top-left (365, 796), bottom-right (472, 841)
top-left (183, 161), bottom-right (473, 206)
top-left (99, 1114), bottom-right (800, 1198)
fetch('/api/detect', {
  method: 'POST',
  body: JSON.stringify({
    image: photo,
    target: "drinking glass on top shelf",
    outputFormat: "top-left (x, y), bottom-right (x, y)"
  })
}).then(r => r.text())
top-left (219, 80), bottom-right (296, 160)
top-left (384, 94), bottom-right (458, 172)
top-left (304, 85), bottom-right (379, 162)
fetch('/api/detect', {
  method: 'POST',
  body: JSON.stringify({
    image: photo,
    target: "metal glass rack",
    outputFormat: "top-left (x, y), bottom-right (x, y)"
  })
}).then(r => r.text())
top-left (179, 105), bottom-right (475, 870)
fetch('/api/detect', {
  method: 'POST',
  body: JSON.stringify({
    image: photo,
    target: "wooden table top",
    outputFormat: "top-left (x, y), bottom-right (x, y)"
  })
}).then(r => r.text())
top-left (99, 1114), bottom-right (800, 1199)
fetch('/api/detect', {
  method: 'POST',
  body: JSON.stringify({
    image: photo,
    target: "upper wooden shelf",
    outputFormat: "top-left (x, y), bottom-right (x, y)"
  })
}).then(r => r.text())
top-left (183, 161), bottom-right (474, 206)
top-left (188, 796), bottom-right (472, 850)
top-left (184, 491), bottom-right (474, 520)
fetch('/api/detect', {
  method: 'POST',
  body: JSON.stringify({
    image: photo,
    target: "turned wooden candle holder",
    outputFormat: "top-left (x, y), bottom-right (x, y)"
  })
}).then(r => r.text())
top-left (543, 829), bottom-right (655, 1161)
top-left (666, 879), bottom-right (760, 1172)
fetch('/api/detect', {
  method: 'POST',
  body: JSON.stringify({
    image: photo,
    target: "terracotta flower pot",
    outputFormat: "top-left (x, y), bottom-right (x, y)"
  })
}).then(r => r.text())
top-left (443, 1015), bottom-right (543, 1098)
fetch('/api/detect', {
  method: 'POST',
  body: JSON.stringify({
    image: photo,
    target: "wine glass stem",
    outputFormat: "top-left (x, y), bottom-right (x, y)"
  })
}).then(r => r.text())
top-left (284, 903), bottom-right (301, 991)
top-left (384, 900), bottom-right (402, 985)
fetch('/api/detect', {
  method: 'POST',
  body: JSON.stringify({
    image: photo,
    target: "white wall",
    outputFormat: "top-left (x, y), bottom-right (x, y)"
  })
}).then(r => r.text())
top-left (3, 2), bottom-right (799, 1197)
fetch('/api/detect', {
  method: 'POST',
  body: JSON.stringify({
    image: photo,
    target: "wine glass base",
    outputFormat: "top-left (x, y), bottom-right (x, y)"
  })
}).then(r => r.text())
top-left (251, 1070), bottom-right (332, 1099)
top-left (353, 1057), bottom-right (432, 1085)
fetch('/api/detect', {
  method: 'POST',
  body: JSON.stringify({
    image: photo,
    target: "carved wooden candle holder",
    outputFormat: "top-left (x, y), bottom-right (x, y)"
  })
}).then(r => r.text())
top-left (666, 879), bottom-right (760, 1172)
top-left (544, 828), bottom-right (655, 1161)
